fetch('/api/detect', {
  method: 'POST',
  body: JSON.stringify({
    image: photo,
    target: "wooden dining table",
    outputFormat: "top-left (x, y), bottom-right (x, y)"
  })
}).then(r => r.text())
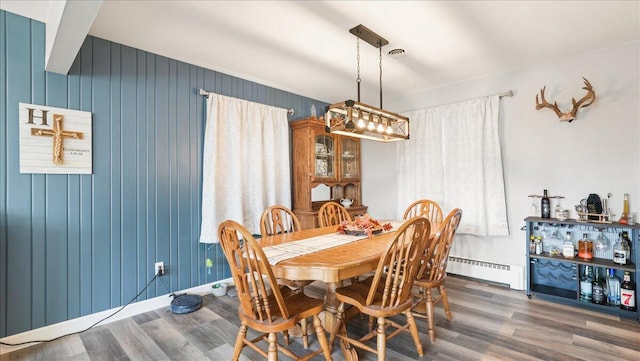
top-left (258, 221), bottom-right (434, 331)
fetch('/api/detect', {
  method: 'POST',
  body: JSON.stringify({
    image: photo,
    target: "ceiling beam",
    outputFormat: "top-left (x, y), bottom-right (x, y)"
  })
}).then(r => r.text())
top-left (45, 0), bottom-right (103, 74)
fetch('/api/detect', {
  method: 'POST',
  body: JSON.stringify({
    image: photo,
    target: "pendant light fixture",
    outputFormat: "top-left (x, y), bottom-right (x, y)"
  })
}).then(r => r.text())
top-left (324, 24), bottom-right (409, 142)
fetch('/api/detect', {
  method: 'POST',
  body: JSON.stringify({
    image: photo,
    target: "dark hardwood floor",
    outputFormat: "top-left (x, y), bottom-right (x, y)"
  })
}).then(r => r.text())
top-left (2, 275), bottom-right (639, 360)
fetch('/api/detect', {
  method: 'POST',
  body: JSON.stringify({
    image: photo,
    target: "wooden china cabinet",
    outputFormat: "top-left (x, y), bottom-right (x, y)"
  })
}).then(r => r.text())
top-left (290, 117), bottom-right (367, 229)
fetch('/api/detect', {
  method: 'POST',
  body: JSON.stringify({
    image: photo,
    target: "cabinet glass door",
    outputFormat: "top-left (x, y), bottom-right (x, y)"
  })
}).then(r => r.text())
top-left (340, 138), bottom-right (359, 179)
top-left (314, 135), bottom-right (335, 179)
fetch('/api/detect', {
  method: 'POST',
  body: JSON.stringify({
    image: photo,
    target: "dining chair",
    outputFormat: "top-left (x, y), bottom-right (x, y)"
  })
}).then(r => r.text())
top-left (403, 199), bottom-right (443, 226)
top-left (260, 205), bottom-right (302, 237)
top-left (218, 220), bottom-right (333, 361)
top-left (328, 217), bottom-right (431, 361)
top-left (259, 205), bottom-right (312, 347)
top-left (318, 201), bottom-right (352, 227)
top-left (412, 208), bottom-right (463, 343)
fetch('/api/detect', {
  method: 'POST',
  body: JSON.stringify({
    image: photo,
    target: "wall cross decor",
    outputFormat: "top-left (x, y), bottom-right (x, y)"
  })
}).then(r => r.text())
top-left (19, 103), bottom-right (92, 174)
top-left (31, 114), bottom-right (84, 165)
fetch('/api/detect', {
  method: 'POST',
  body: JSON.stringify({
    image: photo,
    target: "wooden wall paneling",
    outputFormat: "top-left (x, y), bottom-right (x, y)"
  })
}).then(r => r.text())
top-left (176, 61), bottom-right (191, 290)
top-left (67, 44), bottom-right (82, 321)
top-left (154, 55), bottom-right (171, 296)
top-left (167, 58), bottom-right (178, 291)
top-left (30, 19), bottom-right (46, 330)
top-left (5, 12), bottom-right (34, 335)
top-left (144, 51), bottom-right (157, 297)
top-left (79, 36), bottom-right (93, 317)
top-left (45, 70), bottom-right (71, 324)
top-left (121, 45), bottom-right (138, 303)
top-left (0, 10), bottom-right (329, 337)
top-left (109, 41), bottom-right (123, 307)
top-left (190, 65), bottom-right (202, 285)
top-left (135, 49), bottom-right (148, 301)
top-left (91, 36), bottom-right (113, 313)
top-left (0, 11), bottom-right (8, 337)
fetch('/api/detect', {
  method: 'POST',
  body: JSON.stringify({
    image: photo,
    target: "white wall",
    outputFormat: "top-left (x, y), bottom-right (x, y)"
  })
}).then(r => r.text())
top-left (362, 41), bottom-right (640, 287)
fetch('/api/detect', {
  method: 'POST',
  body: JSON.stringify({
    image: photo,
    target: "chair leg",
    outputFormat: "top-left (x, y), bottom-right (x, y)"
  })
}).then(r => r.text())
top-left (267, 332), bottom-right (278, 361)
top-left (232, 323), bottom-right (247, 361)
top-left (301, 317), bottom-right (309, 348)
top-left (425, 288), bottom-right (436, 342)
top-left (313, 314), bottom-right (333, 361)
top-left (405, 310), bottom-right (424, 357)
top-left (376, 317), bottom-right (387, 361)
top-left (328, 302), bottom-right (346, 349)
top-left (440, 285), bottom-right (453, 320)
top-left (283, 329), bottom-right (290, 345)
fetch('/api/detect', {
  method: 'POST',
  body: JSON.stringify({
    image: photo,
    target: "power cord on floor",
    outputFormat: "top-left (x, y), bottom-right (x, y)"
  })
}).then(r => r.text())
top-left (0, 271), bottom-right (164, 347)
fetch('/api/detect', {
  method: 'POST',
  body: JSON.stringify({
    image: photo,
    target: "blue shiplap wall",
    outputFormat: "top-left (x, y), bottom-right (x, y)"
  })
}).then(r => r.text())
top-left (0, 11), bottom-right (327, 337)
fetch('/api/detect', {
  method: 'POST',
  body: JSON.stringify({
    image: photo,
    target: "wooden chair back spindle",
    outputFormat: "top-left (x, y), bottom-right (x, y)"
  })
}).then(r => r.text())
top-left (318, 201), bottom-right (352, 227)
top-left (403, 199), bottom-right (443, 227)
top-left (413, 208), bottom-right (463, 344)
top-left (260, 205), bottom-right (301, 237)
top-left (219, 221), bottom-right (289, 323)
top-left (416, 208), bottom-right (462, 282)
top-left (367, 217), bottom-right (431, 308)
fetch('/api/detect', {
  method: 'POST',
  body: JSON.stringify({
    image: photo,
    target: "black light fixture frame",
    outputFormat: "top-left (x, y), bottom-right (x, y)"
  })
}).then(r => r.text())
top-left (324, 24), bottom-right (409, 143)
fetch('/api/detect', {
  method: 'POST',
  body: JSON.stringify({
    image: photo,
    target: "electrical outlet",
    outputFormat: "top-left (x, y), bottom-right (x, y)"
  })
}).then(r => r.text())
top-left (155, 261), bottom-right (165, 276)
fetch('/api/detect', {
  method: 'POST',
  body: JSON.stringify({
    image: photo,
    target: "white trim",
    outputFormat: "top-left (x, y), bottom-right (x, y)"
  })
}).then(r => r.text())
top-left (0, 278), bottom-right (233, 355)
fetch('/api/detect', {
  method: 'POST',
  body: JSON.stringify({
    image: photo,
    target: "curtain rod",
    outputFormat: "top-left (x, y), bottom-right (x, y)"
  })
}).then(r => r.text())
top-left (199, 88), bottom-right (295, 115)
top-left (403, 89), bottom-right (514, 114)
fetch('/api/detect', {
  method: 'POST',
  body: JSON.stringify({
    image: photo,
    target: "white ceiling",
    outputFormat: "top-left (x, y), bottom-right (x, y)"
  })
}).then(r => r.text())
top-left (2, 1), bottom-right (639, 104)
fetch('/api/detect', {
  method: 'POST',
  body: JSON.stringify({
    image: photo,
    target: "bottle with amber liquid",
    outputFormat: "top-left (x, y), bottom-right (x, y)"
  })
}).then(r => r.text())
top-left (620, 272), bottom-right (636, 311)
top-left (541, 189), bottom-right (551, 218)
top-left (618, 193), bottom-right (630, 224)
top-left (578, 233), bottom-right (593, 260)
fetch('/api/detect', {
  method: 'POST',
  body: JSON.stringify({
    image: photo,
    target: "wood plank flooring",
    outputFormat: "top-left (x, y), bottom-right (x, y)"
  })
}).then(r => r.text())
top-left (2, 275), bottom-right (639, 360)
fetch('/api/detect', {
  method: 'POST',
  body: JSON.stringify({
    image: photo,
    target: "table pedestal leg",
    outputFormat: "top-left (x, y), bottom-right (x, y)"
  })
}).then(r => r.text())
top-left (324, 282), bottom-right (339, 332)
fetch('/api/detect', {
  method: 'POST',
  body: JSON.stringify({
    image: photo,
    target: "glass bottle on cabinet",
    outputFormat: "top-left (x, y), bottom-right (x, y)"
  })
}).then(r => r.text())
top-left (340, 137), bottom-right (359, 180)
top-left (314, 134), bottom-right (335, 179)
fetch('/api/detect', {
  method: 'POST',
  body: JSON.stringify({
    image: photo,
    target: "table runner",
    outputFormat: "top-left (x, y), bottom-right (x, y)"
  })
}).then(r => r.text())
top-left (262, 220), bottom-right (405, 265)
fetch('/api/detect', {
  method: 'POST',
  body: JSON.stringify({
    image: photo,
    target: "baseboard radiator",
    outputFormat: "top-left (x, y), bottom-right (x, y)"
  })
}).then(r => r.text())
top-left (447, 256), bottom-right (524, 290)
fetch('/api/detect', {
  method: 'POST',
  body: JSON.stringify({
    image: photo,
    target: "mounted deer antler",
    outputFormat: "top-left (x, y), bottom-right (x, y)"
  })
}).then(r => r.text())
top-left (535, 77), bottom-right (596, 122)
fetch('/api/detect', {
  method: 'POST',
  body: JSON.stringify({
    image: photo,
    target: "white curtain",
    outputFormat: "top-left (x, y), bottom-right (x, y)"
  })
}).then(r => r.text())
top-left (397, 96), bottom-right (509, 236)
top-left (199, 94), bottom-right (291, 243)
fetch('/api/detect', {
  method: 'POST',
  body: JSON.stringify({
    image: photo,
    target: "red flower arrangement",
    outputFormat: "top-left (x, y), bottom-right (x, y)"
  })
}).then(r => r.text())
top-left (336, 214), bottom-right (392, 238)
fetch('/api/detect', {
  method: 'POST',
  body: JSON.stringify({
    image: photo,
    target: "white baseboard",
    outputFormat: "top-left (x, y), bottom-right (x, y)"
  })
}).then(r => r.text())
top-left (447, 256), bottom-right (524, 290)
top-left (0, 277), bottom-right (233, 355)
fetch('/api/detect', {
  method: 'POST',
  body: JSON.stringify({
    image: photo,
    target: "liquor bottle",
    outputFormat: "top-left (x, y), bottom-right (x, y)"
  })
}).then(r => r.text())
top-left (529, 235), bottom-right (536, 254)
top-left (594, 229), bottom-right (609, 253)
top-left (613, 232), bottom-right (630, 265)
top-left (606, 268), bottom-right (621, 306)
top-left (620, 272), bottom-right (636, 311)
top-left (622, 231), bottom-right (632, 255)
top-left (578, 233), bottom-right (593, 260)
top-left (535, 236), bottom-right (542, 255)
top-left (618, 193), bottom-right (629, 224)
top-left (591, 267), bottom-right (605, 305)
top-left (579, 265), bottom-right (593, 302)
top-left (541, 189), bottom-right (551, 218)
top-left (562, 231), bottom-right (575, 258)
